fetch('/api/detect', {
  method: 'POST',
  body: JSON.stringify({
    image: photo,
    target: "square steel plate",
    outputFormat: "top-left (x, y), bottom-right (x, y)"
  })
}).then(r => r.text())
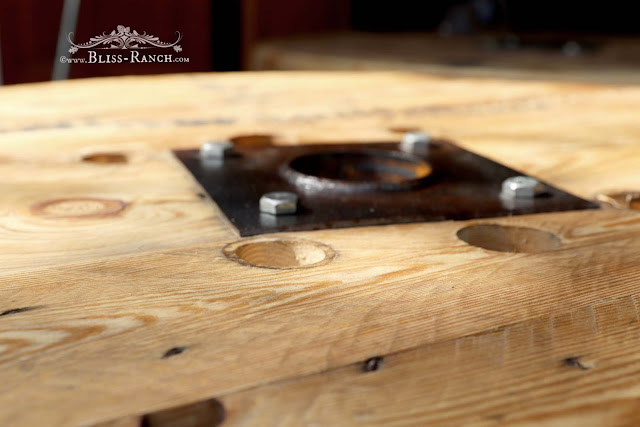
top-left (175, 140), bottom-right (598, 236)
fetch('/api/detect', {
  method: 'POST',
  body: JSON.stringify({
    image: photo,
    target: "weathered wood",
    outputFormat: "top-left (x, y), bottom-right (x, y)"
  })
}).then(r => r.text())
top-left (0, 72), bottom-right (639, 426)
top-left (221, 293), bottom-right (640, 426)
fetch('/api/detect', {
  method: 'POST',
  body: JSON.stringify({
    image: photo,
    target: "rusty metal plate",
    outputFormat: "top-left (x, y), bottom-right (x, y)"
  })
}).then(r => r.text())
top-left (174, 140), bottom-right (598, 236)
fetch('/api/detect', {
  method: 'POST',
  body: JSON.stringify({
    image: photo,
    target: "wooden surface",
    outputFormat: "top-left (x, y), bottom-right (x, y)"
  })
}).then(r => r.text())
top-left (0, 71), bottom-right (640, 426)
top-left (251, 32), bottom-right (640, 84)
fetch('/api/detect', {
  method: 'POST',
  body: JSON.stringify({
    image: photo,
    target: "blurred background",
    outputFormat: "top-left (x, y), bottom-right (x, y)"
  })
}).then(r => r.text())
top-left (0, 0), bottom-right (639, 85)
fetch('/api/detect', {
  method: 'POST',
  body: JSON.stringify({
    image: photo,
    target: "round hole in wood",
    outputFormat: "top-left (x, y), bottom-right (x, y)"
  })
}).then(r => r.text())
top-left (224, 238), bottom-right (336, 269)
top-left (457, 224), bottom-right (562, 253)
top-left (81, 152), bottom-right (128, 163)
top-left (230, 134), bottom-right (275, 147)
top-left (142, 398), bottom-right (225, 426)
top-left (388, 126), bottom-right (422, 134)
top-left (595, 190), bottom-right (640, 211)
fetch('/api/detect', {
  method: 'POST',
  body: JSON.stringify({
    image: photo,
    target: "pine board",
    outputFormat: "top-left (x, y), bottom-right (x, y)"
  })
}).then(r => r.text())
top-left (0, 71), bottom-right (639, 426)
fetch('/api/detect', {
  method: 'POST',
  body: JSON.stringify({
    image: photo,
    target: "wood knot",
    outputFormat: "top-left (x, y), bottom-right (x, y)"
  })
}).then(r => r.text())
top-left (30, 197), bottom-right (127, 219)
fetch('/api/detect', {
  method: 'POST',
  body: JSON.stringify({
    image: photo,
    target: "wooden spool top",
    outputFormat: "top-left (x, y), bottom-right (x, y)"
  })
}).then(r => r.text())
top-left (1, 71), bottom-right (640, 426)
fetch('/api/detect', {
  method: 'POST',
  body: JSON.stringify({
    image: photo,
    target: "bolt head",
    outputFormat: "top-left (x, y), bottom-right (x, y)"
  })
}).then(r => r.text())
top-left (400, 131), bottom-right (431, 152)
top-left (501, 176), bottom-right (546, 199)
top-left (200, 141), bottom-right (234, 159)
top-left (260, 191), bottom-right (298, 215)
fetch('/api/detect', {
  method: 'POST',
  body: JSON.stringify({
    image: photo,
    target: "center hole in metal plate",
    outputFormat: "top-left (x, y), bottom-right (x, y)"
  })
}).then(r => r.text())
top-left (283, 150), bottom-right (432, 192)
top-left (174, 141), bottom-right (599, 236)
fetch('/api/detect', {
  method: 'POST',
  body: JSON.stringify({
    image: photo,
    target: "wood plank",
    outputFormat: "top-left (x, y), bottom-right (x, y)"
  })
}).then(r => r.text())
top-left (220, 293), bottom-right (640, 426)
top-left (0, 151), bottom-right (235, 272)
top-left (2, 209), bottom-right (640, 426)
top-left (0, 72), bottom-right (638, 202)
top-left (0, 72), bottom-right (639, 426)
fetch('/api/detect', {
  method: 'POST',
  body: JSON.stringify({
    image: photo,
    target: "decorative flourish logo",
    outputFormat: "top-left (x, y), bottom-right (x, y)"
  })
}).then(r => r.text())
top-left (68, 25), bottom-right (182, 54)
top-left (60, 24), bottom-right (189, 65)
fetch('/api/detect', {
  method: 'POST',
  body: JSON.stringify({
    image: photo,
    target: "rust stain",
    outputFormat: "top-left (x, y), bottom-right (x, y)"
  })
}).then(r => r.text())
top-left (30, 197), bottom-right (128, 219)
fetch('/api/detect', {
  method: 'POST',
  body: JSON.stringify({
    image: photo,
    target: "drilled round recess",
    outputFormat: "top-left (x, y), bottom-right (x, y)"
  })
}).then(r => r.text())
top-left (388, 125), bottom-right (423, 134)
top-left (223, 238), bottom-right (336, 269)
top-left (282, 149), bottom-right (431, 192)
top-left (457, 224), bottom-right (562, 253)
top-left (595, 190), bottom-right (640, 211)
top-left (230, 134), bottom-right (275, 147)
top-left (81, 152), bottom-right (128, 163)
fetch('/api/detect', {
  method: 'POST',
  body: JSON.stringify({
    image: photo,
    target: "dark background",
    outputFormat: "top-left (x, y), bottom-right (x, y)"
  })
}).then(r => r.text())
top-left (0, 0), bottom-right (638, 85)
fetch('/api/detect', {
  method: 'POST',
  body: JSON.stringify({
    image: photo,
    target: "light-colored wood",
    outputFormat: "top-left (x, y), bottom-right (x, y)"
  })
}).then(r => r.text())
top-left (0, 72), bottom-right (640, 426)
top-left (250, 32), bottom-right (640, 84)
top-left (222, 292), bottom-right (640, 426)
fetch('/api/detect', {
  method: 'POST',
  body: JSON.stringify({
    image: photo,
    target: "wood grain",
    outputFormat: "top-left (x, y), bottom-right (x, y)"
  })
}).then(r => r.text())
top-left (221, 293), bottom-right (640, 426)
top-left (0, 71), bottom-right (639, 426)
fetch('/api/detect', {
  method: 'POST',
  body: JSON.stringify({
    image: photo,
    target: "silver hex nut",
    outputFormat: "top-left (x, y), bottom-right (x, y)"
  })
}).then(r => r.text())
top-left (400, 131), bottom-right (431, 152)
top-left (500, 176), bottom-right (546, 199)
top-left (200, 140), bottom-right (234, 160)
top-left (259, 191), bottom-right (298, 215)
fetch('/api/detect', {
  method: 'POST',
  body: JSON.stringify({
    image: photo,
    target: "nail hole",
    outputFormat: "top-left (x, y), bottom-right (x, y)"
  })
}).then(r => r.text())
top-left (197, 192), bottom-right (207, 199)
top-left (224, 238), bottom-right (336, 269)
top-left (1, 306), bottom-right (41, 317)
top-left (82, 152), bottom-right (128, 163)
top-left (362, 356), bottom-right (384, 372)
top-left (457, 224), bottom-right (562, 253)
top-left (162, 346), bottom-right (187, 359)
top-left (142, 398), bottom-right (225, 427)
top-left (595, 191), bottom-right (640, 211)
top-left (563, 356), bottom-right (592, 370)
top-left (230, 134), bottom-right (274, 147)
